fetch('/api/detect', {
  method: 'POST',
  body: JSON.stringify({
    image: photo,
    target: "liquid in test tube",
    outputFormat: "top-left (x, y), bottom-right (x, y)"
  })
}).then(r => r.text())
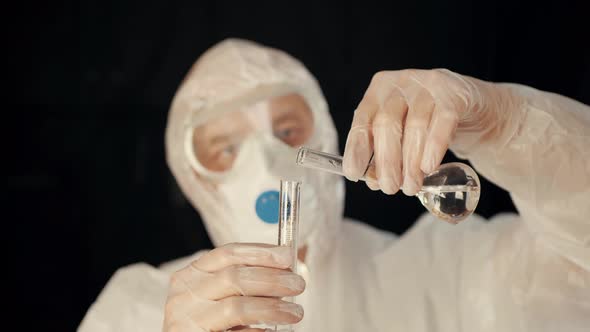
top-left (275, 180), bottom-right (300, 332)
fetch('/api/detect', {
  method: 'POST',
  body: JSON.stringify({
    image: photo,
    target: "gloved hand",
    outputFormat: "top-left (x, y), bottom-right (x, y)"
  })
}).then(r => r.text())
top-left (342, 68), bottom-right (516, 196)
top-left (162, 243), bottom-right (305, 332)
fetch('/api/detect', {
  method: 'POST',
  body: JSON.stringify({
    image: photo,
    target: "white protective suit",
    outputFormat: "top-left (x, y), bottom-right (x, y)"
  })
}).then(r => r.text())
top-left (78, 38), bottom-right (590, 332)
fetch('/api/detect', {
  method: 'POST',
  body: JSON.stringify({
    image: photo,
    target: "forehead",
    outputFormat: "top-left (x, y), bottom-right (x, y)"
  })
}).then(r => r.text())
top-left (198, 93), bottom-right (310, 128)
top-left (195, 110), bottom-right (251, 139)
top-left (269, 93), bottom-right (309, 110)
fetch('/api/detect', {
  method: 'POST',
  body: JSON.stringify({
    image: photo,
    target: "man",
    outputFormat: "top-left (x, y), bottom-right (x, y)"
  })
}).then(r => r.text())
top-left (79, 38), bottom-right (589, 332)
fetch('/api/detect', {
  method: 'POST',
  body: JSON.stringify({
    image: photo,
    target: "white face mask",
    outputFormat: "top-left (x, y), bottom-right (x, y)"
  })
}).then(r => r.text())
top-left (188, 130), bottom-right (339, 248)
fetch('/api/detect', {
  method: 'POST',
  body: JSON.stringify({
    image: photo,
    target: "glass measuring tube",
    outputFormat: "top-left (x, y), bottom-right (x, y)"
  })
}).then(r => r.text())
top-left (275, 180), bottom-right (300, 332)
top-left (296, 147), bottom-right (481, 224)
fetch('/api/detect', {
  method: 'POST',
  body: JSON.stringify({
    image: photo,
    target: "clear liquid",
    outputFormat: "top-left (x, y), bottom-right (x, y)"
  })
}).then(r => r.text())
top-left (416, 163), bottom-right (481, 224)
top-left (417, 185), bottom-right (480, 224)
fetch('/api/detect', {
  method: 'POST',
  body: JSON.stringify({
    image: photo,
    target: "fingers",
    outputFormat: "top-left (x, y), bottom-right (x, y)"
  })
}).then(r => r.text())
top-left (194, 297), bottom-right (303, 332)
top-left (164, 243), bottom-right (306, 332)
top-left (172, 264), bottom-right (305, 301)
top-left (193, 243), bottom-right (293, 272)
top-left (229, 328), bottom-right (287, 332)
top-left (418, 69), bottom-right (466, 174)
top-left (343, 81), bottom-right (379, 182)
top-left (165, 296), bottom-right (303, 332)
top-left (366, 180), bottom-right (380, 191)
top-left (372, 88), bottom-right (405, 194)
top-left (345, 69), bottom-right (471, 196)
top-left (164, 243), bottom-right (304, 332)
top-left (402, 87), bottom-right (435, 195)
top-left (421, 108), bottom-right (458, 174)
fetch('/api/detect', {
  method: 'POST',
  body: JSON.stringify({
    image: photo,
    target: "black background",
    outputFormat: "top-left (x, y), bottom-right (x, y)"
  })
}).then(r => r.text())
top-left (7, 0), bottom-right (589, 330)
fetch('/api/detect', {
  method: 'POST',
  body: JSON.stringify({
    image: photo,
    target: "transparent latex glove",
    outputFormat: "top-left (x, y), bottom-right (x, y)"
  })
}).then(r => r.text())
top-left (343, 69), bottom-right (511, 196)
top-left (162, 243), bottom-right (305, 332)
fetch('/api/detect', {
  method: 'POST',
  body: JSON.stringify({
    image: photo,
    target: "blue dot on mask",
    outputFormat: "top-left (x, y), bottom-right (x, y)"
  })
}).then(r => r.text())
top-left (255, 190), bottom-right (280, 224)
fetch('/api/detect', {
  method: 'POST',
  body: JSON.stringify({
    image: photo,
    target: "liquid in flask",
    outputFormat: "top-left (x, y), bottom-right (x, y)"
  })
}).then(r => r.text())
top-left (416, 163), bottom-right (480, 224)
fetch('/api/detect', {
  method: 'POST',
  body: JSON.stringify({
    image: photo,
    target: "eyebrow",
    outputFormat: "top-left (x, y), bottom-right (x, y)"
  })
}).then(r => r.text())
top-left (208, 134), bottom-right (233, 146)
top-left (272, 108), bottom-right (300, 123)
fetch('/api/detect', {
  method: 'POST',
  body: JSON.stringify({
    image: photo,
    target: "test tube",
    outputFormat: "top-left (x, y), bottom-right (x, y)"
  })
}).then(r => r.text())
top-left (296, 147), bottom-right (376, 181)
top-left (275, 180), bottom-right (300, 332)
top-left (278, 180), bottom-right (300, 268)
